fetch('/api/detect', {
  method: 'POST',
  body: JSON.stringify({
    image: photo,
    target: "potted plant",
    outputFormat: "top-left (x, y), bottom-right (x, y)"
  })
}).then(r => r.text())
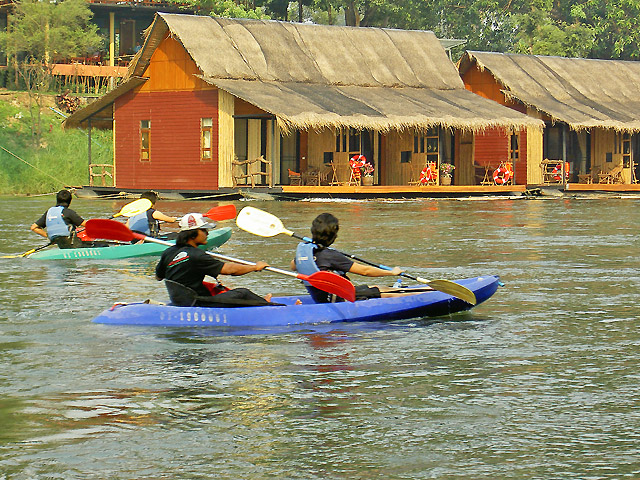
top-left (362, 162), bottom-right (375, 185)
top-left (439, 163), bottom-right (455, 185)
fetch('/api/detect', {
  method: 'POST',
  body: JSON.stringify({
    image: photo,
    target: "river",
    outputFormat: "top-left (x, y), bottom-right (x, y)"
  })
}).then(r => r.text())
top-left (0, 195), bottom-right (639, 479)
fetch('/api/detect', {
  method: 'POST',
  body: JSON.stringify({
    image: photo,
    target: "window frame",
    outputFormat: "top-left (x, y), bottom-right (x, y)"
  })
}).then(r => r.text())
top-left (140, 120), bottom-right (150, 162)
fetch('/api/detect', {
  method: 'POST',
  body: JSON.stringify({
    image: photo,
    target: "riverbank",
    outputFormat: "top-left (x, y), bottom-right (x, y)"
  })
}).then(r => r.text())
top-left (0, 89), bottom-right (113, 194)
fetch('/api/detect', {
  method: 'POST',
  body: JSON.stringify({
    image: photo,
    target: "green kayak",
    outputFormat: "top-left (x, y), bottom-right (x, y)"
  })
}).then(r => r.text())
top-left (28, 227), bottom-right (232, 260)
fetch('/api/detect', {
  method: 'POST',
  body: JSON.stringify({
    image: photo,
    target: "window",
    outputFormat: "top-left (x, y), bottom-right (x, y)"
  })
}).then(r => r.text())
top-left (623, 133), bottom-right (631, 167)
top-left (426, 127), bottom-right (439, 165)
top-left (140, 120), bottom-right (150, 162)
top-left (336, 128), bottom-right (361, 153)
top-left (510, 132), bottom-right (520, 161)
top-left (323, 152), bottom-right (334, 164)
top-left (414, 133), bottom-right (425, 153)
top-left (400, 151), bottom-right (412, 163)
top-left (201, 118), bottom-right (213, 162)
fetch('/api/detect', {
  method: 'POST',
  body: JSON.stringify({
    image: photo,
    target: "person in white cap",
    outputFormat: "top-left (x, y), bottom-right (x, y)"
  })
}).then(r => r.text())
top-left (156, 213), bottom-right (276, 307)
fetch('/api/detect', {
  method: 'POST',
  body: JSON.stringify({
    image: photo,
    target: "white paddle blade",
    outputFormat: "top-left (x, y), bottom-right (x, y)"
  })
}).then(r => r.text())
top-left (236, 206), bottom-right (290, 237)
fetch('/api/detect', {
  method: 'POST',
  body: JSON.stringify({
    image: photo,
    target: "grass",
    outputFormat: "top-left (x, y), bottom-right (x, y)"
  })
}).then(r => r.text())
top-left (0, 91), bottom-right (113, 194)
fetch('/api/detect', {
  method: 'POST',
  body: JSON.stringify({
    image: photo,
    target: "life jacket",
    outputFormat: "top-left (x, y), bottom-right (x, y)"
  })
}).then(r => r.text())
top-left (45, 206), bottom-right (71, 240)
top-left (128, 209), bottom-right (159, 236)
top-left (295, 242), bottom-right (344, 303)
top-left (295, 242), bottom-right (319, 286)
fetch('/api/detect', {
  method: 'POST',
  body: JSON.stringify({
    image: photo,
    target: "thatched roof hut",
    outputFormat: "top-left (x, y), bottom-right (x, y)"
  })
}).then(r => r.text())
top-left (459, 51), bottom-right (640, 132)
top-left (65, 14), bottom-right (540, 132)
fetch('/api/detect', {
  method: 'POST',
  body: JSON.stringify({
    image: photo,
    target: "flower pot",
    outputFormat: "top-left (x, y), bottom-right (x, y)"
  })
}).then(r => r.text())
top-left (440, 175), bottom-right (451, 186)
top-left (362, 176), bottom-right (374, 186)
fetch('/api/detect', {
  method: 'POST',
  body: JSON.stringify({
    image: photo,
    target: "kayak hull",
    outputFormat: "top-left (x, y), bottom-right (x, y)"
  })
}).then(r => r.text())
top-left (29, 228), bottom-right (232, 260)
top-left (92, 275), bottom-right (500, 327)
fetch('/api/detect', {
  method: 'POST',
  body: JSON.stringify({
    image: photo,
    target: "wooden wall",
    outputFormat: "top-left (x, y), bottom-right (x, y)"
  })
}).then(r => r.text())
top-left (383, 130), bottom-right (428, 185)
top-left (114, 34), bottom-right (220, 190)
top-left (218, 89), bottom-right (234, 187)
top-left (114, 89), bottom-right (219, 190)
top-left (592, 129), bottom-right (629, 181)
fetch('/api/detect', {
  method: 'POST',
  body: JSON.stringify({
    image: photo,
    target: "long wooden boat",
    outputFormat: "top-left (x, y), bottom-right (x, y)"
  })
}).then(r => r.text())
top-left (29, 227), bottom-right (232, 260)
top-left (92, 275), bottom-right (499, 327)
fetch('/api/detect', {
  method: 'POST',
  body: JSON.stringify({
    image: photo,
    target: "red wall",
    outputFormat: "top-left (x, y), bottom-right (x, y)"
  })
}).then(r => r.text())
top-left (114, 89), bottom-right (219, 190)
top-left (474, 127), bottom-right (528, 185)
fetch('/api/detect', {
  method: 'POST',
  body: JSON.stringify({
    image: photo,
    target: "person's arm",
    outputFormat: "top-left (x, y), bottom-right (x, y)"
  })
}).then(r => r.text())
top-left (152, 210), bottom-right (177, 223)
top-left (348, 263), bottom-right (402, 277)
top-left (290, 259), bottom-right (297, 271)
top-left (30, 223), bottom-right (48, 238)
top-left (220, 261), bottom-right (269, 276)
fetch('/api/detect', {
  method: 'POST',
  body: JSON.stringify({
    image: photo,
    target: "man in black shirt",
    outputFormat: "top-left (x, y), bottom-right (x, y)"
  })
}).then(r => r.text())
top-left (293, 213), bottom-right (404, 303)
top-left (31, 190), bottom-right (86, 249)
top-left (156, 213), bottom-right (277, 307)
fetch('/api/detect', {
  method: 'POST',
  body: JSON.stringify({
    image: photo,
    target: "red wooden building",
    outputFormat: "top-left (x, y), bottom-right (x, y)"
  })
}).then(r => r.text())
top-left (64, 14), bottom-right (541, 192)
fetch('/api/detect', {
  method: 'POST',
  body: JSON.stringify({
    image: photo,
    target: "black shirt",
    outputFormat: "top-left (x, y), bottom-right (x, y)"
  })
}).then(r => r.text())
top-left (313, 247), bottom-right (353, 276)
top-left (156, 245), bottom-right (224, 296)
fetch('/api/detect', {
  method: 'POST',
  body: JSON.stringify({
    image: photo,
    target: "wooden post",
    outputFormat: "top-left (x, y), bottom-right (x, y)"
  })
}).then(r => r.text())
top-left (562, 124), bottom-right (567, 187)
top-left (109, 13), bottom-right (115, 67)
top-left (88, 117), bottom-right (92, 186)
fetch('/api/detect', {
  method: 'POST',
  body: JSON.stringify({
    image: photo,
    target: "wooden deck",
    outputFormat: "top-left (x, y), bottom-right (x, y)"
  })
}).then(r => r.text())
top-left (565, 183), bottom-right (640, 192)
top-left (281, 185), bottom-right (527, 195)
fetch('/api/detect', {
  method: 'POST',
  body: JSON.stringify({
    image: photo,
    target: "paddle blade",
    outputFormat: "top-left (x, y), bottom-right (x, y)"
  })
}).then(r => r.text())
top-left (204, 204), bottom-right (237, 221)
top-left (85, 219), bottom-right (137, 242)
top-left (236, 206), bottom-right (289, 237)
top-left (300, 271), bottom-right (356, 302)
top-left (424, 279), bottom-right (477, 305)
top-left (112, 198), bottom-right (152, 218)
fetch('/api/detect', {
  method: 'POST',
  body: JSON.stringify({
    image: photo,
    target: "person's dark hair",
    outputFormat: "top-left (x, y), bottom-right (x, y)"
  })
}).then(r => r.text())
top-left (311, 213), bottom-right (339, 247)
top-left (56, 189), bottom-right (72, 207)
top-left (176, 228), bottom-right (204, 247)
top-left (140, 190), bottom-right (158, 204)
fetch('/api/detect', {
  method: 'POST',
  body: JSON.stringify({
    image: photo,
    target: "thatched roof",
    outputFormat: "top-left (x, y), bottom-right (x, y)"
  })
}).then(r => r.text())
top-left (62, 77), bottom-right (147, 129)
top-left (459, 51), bottom-right (640, 132)
top-left (124, 14), bottom-right (541, 133)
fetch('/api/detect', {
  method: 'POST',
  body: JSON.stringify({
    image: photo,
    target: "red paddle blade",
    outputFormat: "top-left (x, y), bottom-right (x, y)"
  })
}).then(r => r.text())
top-left (75, 226), bottom-right (95, 242)
top-left (204, 204), bottom-right (237, 221)
top-left (300, 271), bottom-right (356, 302)
top-left (85, 219), bottom-right (136, 242)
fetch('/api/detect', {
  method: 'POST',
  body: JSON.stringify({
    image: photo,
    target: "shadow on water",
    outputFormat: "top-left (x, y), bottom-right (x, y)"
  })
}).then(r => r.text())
top-left (150, 311), bottom-right (487, 340)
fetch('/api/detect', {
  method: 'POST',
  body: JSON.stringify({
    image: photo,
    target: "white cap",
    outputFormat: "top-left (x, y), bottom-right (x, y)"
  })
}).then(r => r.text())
top-left (179, 213), bottom-right (215, 232)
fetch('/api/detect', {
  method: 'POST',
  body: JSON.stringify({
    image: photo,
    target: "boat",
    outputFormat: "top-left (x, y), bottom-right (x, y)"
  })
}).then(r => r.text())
top-left (28, 227), bottom-right (232, 260)
top-left (92, 275), bottom-right (499, 327)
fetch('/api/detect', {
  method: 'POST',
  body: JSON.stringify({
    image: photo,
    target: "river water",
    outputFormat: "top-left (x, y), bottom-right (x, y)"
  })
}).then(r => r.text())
top-left (0, 194), bottom-right (639, 479)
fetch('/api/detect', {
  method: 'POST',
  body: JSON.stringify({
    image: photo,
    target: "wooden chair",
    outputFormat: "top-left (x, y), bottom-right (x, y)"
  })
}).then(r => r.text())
top-left (329, 162), bottom-right (348, 186)
top-left (577, 172), bottom-right (594, 184)
top-left (288, 168), bottom-right (302, 186)
top-left (233, 156), bottom-right (272, 187)
top-left (598, 164), bottom-right (624, 184)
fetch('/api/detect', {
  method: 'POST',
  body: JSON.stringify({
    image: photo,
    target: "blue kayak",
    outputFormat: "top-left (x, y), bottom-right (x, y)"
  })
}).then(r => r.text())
top-left (92, 276), bottom-right (499, 328)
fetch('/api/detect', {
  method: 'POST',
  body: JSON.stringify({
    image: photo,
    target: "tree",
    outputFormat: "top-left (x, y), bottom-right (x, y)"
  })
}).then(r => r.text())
top-left (0, 0), bottom-right (102, 144)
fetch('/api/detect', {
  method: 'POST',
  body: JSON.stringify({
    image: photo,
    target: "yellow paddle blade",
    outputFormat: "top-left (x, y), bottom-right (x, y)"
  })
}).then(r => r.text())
top-left (112, 198), bottom-right (152, 218)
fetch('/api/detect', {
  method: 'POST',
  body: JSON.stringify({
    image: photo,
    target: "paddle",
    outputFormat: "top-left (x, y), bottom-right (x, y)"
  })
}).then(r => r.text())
top-left (236, 206), bottom-right (477, 305)
top-left (1, 241), bottom-right (55, 259)
top-left (111, 198), bottom-right (153, 218)
top-left (85, 219), bottom-right (356, 302)
top-left (203, 204), bottom-right (237, 221)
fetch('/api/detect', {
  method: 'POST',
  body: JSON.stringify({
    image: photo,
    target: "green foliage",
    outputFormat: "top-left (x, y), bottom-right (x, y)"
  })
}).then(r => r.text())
top-left (0, 0), bottom-right (103, 61)
top-left (0, 93), bottom-right (113, 194)
top-left (168, 0), bottom-right (270, 19)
